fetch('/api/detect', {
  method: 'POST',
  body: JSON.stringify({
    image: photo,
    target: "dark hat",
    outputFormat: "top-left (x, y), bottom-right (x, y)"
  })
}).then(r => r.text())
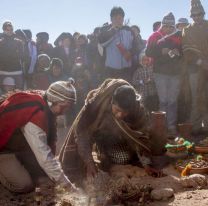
top-left (23, 29), bottom-right (32, 40)
top-left (2, 21), bottom-right (13, 31)
top-left (54, 32), bottom-right (73, 46)
top-left (176, 18), bottom-right (189, 25)
top-left (36, 32), bottom-right (49, 42)
top-left (73, 32), bottom-right (80, 38)
top-left (190, 0), bottom-right (205, 17)
top-left (162, 12), bottom-right (175, 27)
top-left (15, 29), bottom-right (27, 42)
top-left (153, 21), bottom-right (161, 32)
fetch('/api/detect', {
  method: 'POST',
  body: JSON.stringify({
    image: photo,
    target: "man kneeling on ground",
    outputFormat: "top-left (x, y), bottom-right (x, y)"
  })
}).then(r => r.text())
top-left (60, 79), bottom-right (166, 182)
top-left (0, 81), bottom-right (77, 193)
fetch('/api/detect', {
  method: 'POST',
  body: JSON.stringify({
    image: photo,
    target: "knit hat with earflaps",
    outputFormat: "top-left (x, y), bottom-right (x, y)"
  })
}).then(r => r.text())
top-left (190, 0), bottom-right (205, 17)
top-left (162, 12), bottom-right (175, 27)
top-left (46, 79), bottom-right (76, 103)
top-left (177, 18), bottom-right (189, 25)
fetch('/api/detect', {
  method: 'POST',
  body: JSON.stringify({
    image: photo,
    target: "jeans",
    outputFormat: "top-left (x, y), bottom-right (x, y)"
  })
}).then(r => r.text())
top-left (154, 73), bottom-right (180, 131)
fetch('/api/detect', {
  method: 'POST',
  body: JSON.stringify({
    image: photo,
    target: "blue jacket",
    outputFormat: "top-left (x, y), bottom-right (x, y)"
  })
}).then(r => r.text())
top-left (98, 25), bottom-right (138, 69)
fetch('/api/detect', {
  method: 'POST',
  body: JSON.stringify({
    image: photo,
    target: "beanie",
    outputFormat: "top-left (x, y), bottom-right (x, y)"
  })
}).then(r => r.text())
top-left (2, 77), bottom-right (15, 86)
top-left (162, 12), bottom-right (175, 26)
top-left (190, 0), bottom-right (205, 17)
top-left (46, 80), bottom-right (76, 103)
top-left (36, 32), bottom-right (49, 42)
top-left (177, 18), bottom-right (189, 25)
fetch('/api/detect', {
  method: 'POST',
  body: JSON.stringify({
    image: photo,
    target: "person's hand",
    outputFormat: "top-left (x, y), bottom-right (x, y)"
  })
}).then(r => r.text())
top-left (162, 48), bottom-right (170, 55)
top-left (62, 182), bottom-right (79, 193)
top-left (86, 162), bottom-right (98, 179)
top-left (124, 51), bottom-right (132, 62)
top-left (144, 165), bottom-right (165, 178)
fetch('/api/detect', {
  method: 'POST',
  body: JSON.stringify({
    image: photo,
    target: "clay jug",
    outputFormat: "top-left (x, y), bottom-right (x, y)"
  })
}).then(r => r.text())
top-left (178, 123), bottom-right (192, 139)
top-left (150, 111), bottom-right (167, 155)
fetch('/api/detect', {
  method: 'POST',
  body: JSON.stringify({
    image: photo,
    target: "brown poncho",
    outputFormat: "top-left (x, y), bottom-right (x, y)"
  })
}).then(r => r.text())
top-left (59, 79), bottom-right (161, 176)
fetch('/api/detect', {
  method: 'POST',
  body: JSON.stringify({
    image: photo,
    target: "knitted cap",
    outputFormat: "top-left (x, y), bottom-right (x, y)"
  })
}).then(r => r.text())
top-left (162, 12), bottom-right (175, 26)
top-left (177, 18), bottom-right (189, 25)
top-left (190, 0), bottom-right (205, 17)
top-left (46, 80), bottom-right (76, 103)
top-left (2, 77), bottom-right (15, 86)
top-left (36, 32), bottom-right (49, 42)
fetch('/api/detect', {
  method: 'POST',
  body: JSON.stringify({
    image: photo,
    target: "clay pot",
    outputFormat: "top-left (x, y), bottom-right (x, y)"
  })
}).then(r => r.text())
top-left (151, 111), bottom-right (167, 133)
top-left (178, 123), bottom-right (192, 138)
top-left (176, 165), bottom-right (208, 175)
top-left (150, 111), bottom-right (167, 155)
top-left (194, 146), bottom-right (208, 154)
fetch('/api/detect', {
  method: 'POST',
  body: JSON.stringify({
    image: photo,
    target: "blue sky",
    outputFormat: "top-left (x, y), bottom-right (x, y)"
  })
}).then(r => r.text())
top-left (1, 0), bottom-right (207, 44)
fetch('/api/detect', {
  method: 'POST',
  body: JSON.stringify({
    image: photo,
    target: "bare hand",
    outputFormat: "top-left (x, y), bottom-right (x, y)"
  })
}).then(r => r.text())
top-left (64, 182), bottom-right (79, 193)
top-left (144, 165), bottom-right (165, 178)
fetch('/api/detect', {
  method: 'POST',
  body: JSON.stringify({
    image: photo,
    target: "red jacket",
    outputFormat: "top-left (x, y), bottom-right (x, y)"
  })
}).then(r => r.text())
top-left (0, 91), bottom-right (55, 151)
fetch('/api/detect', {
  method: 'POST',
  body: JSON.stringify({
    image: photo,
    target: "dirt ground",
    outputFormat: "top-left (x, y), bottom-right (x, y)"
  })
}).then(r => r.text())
top-left (1, 164), bottom-right (208, 206)
top-left (1, 124), bottom-right (208, 206)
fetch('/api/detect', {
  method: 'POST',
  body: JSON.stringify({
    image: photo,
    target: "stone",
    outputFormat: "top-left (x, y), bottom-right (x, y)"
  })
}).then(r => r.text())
top-left (60, 199), bottom-right (73, 206)
top-left (180, 174), bottom-right (207, 189)
top-left (151, 188), bottom-right (174, 201)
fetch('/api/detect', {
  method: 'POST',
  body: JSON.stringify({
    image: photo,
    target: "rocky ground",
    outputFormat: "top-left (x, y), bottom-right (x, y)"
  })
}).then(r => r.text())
top-left (1, 122), bottom-right (208, 206)
top-left (1, 164), bottom-right (208, 206)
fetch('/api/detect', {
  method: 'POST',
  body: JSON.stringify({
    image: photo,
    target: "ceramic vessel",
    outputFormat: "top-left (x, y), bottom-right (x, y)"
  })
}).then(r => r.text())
top-left (150, 111), bottom-right (167, 155)
top-left (178, 123), bottom-right (192, 138)
top-left (194, 146), bottom-right (208, 154)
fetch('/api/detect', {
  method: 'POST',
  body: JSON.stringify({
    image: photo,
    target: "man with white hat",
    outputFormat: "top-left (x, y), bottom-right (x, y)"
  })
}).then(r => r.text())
top-left (0, 80), bottom-right (77, 193)
top-left (1, 76), bottom-right (16, 94)
top-left (176, 18), bottom-right (189, 31)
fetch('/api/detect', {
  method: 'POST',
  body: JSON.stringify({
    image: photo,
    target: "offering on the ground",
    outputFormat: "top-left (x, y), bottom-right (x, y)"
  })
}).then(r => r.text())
top-left (176, 158), bottom-right (208, 175)
top-left (165, 138), bottom-right (193, 153)
top-left (199, 137), bottom-right (208, 146)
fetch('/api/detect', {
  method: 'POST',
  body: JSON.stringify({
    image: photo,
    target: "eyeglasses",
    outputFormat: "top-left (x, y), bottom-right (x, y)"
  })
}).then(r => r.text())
top-left (191, 13), bottom-right (203, 18)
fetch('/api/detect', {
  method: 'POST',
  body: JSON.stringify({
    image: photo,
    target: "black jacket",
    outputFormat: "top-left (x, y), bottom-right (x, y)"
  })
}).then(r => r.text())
top-left (0, 34), bottom-right (24, 72)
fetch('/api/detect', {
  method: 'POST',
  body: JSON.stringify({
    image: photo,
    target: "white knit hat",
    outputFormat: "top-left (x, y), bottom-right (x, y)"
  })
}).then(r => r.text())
top-left (46, 80), bottom-right (76, 103)
top-left (177, 18), bottom-right (189, 25)
top-left (2, 77), bottom-right (15, 86)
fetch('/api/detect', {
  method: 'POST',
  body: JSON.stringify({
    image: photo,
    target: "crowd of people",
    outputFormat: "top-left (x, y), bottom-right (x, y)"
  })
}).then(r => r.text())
top-left (0, 0), bottom-right (208, 195)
